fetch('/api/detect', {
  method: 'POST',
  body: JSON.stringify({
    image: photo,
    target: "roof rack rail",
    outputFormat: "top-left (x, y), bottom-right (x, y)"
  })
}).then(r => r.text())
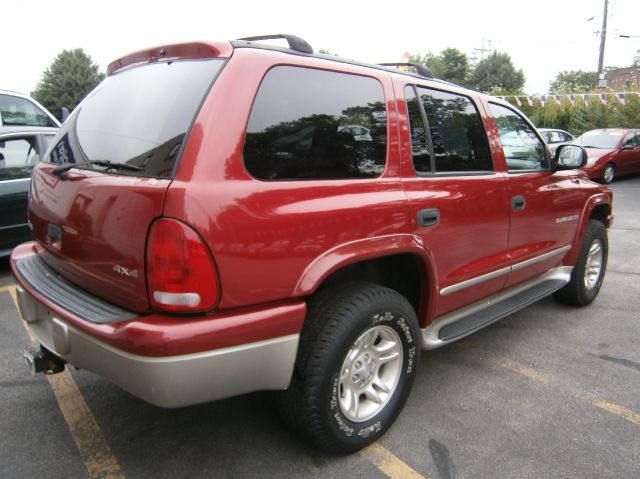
top-left (236, 34), bottom-right (313, 54)
top-left (378, 62), bottom-right (434, 79)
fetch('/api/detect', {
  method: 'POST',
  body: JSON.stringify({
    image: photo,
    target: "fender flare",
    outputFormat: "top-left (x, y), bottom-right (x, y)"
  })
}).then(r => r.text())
top-left (564, 192), bottom-right (612, 266)
top-left (292, 234), bottom-right (439, 326)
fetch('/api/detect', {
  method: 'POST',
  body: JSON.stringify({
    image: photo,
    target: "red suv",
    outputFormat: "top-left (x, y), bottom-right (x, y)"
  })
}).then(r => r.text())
top-left (11, 35), bottom-right (612, 453)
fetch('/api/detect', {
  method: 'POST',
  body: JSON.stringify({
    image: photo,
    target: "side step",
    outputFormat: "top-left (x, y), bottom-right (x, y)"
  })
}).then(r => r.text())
top-left (421, 267), bottom-right (572, 350)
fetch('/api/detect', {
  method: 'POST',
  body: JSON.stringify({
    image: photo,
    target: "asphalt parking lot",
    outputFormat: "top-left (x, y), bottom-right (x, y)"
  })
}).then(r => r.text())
top-left (1, 176), bottom-right (639, 479)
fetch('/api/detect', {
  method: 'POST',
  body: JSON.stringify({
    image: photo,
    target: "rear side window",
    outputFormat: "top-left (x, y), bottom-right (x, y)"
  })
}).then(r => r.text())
top-left (47, 59), bottom-right (225, 178)
top-left (0, 94), bottom-right (57, 127)
top-left (406, 86), bottom-right (492, 173)
top-left (489, 103), bottom-right (548, 171)
top-left (244, 66), bottom-right (387, 180)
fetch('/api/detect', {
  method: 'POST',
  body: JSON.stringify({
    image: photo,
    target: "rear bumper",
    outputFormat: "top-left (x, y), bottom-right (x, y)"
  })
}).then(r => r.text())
top-left (11, 243), bottom-right (305, 407)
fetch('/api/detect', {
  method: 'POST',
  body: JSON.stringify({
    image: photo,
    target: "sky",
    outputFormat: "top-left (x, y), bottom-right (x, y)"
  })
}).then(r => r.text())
top-left (3, 0), bottom-right (639, 96)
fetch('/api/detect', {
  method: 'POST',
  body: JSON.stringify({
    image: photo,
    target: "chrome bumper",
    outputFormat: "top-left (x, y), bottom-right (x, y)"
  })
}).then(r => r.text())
top-left (15, 284), bottom-right (299, 408)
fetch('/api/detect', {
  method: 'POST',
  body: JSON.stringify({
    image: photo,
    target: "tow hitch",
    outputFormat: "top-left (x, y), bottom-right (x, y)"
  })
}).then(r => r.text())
top-left (23, 348), bottom-right (65, 375)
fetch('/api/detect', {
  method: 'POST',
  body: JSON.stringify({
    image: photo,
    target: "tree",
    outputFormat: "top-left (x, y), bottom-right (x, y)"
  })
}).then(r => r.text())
top-left (33, 49), bottom-right (104, 121)
top-left (549, 70), bottom-right (597, 94)
top-left (469, 51), bottom-right (525, 94)
top-left (410, 48), bottom-right (470, 85)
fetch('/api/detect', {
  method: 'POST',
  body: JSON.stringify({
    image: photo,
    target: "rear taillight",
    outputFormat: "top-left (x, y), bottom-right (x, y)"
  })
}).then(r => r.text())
top-left (146, 218), bottom-right (219, 312)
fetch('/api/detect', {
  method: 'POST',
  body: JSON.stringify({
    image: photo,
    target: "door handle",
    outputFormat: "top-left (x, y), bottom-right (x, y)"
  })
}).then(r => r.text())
top-left (417, 208), bottom-right (440, 227)
top-left (511, 195), bottom-right (525, 211)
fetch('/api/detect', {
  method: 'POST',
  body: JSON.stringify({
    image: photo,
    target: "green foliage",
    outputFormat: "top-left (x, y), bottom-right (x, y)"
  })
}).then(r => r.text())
top-left (549, 70), bottom-right (597, 94)
top-left (504, 94), bottom-right (640, 134)
top-left (469, 51), bottom-right (525, 94)
top-left (33, 49), bottom-right (104, 121)
top-left (410, 49), bottom-right (469, 86)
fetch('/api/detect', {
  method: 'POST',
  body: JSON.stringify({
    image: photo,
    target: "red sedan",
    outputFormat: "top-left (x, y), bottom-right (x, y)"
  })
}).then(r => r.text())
top-left (575, 128), bottom-right (640, 183)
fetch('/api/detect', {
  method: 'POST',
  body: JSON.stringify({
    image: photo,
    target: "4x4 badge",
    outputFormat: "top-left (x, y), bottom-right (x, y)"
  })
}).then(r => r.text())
top-left (113, 265), bottom-right (139, 278)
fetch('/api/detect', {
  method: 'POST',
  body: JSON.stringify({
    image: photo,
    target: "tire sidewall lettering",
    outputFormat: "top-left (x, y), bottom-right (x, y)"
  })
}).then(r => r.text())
top-left (326, 309), bottom-right (418, 441)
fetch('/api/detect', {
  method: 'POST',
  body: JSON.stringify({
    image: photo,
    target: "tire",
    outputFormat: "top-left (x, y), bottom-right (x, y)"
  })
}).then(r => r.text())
top-left (554, 219), bottom-right (607, 306)
top-left (278, 282), bottom-right (420, 454)
top-left (600, 163), bottom-right (615, 184)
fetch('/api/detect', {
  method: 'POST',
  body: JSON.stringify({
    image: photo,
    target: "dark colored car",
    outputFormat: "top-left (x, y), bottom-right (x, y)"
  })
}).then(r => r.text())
top-left (11, 35), bottom-right (611, 454)
top-left (0, 126), bottom-right (58, 256)
top-left (574, 128), bottom-right (640, 183)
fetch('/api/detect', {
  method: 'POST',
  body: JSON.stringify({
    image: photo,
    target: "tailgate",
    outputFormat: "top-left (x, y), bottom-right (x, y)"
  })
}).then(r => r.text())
top-left (29, 166), bottom-right (170, 311)
top-left (25, 52), bottom-right (227, 312)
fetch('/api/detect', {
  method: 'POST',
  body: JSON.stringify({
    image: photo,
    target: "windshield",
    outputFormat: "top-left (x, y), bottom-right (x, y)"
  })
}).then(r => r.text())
top-left (45, 58), bottom-right (225, 178)
top-left (574, 131), bottom-right (622, 149)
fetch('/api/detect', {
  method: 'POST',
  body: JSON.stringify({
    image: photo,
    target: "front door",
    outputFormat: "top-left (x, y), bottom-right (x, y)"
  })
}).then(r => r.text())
top-left (487, 103), bottom-right (584, 289)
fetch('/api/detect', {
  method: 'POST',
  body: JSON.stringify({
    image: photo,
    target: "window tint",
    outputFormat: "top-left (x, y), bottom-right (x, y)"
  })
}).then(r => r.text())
top-left (489, 103), bottom-right (548, 171)
top-left (0, 94), bottom-right (57, 127)
top-left (405, 86), bottom-right (431, 173)
top-left (47, 59), bottom-right (225, 178)
top-left (0, 136), bottom-right (39, 180)
top-left (244, 67), bottom-right (387, 180)
top-left (415, 87), bottom-right (492, 173)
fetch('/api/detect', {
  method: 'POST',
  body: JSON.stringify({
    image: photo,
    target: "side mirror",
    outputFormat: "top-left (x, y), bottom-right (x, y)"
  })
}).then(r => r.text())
top-left (621, 144), bottom-right (634, 151)
top-left (553, 144), bottom-right (587, 170)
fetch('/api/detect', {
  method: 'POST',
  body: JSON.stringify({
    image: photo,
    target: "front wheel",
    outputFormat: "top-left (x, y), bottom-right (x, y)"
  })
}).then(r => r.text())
top-left (554, 219), bottom-right (607, 306)
top-left (600, 163), bottom-right (615, 184)
top-left (278, 282), bottom-right (420, 454)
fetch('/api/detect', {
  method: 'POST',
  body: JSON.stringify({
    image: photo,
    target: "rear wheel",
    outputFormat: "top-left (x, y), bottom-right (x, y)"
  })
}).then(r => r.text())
top-left (600, 163), bottom-right (615, 184)
top-left (554, 219), bottom-right (607, 306)
top-left (278, 282), bottom-right (420, 454)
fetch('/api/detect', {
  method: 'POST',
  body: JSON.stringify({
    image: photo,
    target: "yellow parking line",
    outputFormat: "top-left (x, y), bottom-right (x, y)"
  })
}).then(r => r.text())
top-left (593, 400), bottom-right (640, 425)
top-left (463, 343), bottom-right (640, 428)
top-left (363, 442), bottom-right (426, 479)
top-left (47, 371), bottom-right (124, 478)
top-left (4, 285), bottom-right (125, 479)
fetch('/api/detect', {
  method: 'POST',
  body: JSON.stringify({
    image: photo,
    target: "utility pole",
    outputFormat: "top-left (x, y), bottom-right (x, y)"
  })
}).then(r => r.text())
top-left (597, 0), bottom-right (608, 76)
top-left (474, 37), bottom-right (491, 62)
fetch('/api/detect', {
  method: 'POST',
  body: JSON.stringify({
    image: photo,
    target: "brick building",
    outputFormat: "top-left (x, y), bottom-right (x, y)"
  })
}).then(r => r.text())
top-left (605, 66), bottom-right (640, 91)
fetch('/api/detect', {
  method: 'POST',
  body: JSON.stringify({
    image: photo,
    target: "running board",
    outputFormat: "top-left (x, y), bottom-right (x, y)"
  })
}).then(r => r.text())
top-left (421, 266), bottom-right (572, 350)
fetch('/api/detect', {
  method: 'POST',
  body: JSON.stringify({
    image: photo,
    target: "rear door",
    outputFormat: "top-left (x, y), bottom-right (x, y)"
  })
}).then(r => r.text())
top-left (399, 83), bottom-right (510, 318)
top-left (487, 102), bottom-right (584, 289)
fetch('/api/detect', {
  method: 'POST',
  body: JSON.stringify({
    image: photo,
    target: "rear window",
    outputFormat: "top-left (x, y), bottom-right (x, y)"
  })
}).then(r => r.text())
top-left (0, 94), bottom-right (57, 127)
top-left (243, 66), bottom-right (388, 180)
top-left (46, 59), bottom-right (224, 178)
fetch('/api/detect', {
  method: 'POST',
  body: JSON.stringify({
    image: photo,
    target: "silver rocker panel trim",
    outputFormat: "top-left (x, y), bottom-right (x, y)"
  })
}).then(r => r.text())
top-left (422, 265), bottom-right (573, 350)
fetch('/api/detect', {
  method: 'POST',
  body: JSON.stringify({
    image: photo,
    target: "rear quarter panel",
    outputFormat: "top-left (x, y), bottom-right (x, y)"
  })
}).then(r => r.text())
top-left (164, 49), bottom-right (412, 309)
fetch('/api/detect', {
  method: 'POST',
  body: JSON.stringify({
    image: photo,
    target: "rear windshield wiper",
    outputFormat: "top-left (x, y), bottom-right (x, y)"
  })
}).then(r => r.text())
top-left (52, 160), bottom-right (143, 177)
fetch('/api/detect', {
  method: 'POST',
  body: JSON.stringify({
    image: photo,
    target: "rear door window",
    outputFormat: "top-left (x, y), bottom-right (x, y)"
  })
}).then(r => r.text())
top-left (243, 66), bottom-right (387, 180)
top-left (405, 86), bottom-right (493, 174)
top-left (46, 59), bottom-right (225, 178)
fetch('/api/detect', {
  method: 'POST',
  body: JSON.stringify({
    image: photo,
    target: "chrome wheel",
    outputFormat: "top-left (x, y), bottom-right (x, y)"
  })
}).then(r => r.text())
top-left (602, 164), bottom-right (615, 183)
top-left (338, 325), bottom-right (403, 423)
top-left (584, 239), bottom-right (603, 290)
